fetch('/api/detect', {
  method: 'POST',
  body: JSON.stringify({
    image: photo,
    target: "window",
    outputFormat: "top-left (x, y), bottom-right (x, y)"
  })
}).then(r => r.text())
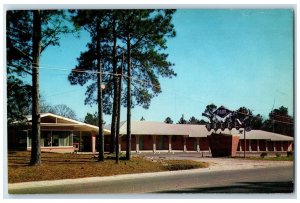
top-left (52, 131), bottom-right (72, 147)
top-left (52, 134), bottom-right (59, 146)
top-left (27, 130), bottom-right (32, 148)
top-left (27, 130), bottom-right (73, 147)
top-left (41, 131), bottom-right (52, 147)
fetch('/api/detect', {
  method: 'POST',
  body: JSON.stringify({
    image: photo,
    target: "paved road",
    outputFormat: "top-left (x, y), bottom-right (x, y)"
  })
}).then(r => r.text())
top-left (9, 165), bottom-right (293, 194)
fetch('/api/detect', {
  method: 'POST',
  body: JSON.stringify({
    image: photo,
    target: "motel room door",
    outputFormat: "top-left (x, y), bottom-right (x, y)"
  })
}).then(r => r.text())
top-left (139, 136), bottom-right (144, 150)
top-left (82, 135), bottom-right (92, 152)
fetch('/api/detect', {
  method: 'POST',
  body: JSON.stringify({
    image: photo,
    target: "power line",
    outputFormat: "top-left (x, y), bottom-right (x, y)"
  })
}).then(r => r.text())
top-left (12, 62), bottom-right (294, 125)
top-left (236, 111), bottom-right (294, 125)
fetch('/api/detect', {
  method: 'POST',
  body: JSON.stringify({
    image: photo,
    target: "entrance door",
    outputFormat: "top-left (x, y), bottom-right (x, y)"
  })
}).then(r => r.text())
top-left (139, 136), bottom-right (144, 150)
top-left (82, 136), bottom-right (92, 152)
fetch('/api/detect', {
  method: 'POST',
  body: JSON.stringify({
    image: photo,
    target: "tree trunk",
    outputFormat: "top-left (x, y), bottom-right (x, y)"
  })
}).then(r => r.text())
top-left (126, 34), bottom-right (131, 160)
top-left (116, 55), bottom-right (124, 164)
top-left (96, 19), bottom-right (104, 162)
top-left (30, 10), bottom-right (42, 165)
top-left (110, 18), bottom-right (118, 154)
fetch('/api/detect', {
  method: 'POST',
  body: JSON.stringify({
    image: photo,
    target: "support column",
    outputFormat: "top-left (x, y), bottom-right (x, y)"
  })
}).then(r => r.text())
top-left (273, 141), bottom-right (276, 152)
top-left (183, 136), bottom-right (187, 152)
top-left (196, 137), bottom-right (200, 152)
top-left (257, 140), bottom-right (260, 152)
top-left (79, 131), bottom-right (82, 152)
top-left (281, 141), bottom-right (283, 151)
top-left (119, 137), bottom-right (121, 153)
top-left (168, 135), bottom-right (172, 153)
top-left (249, 140), bottom-right (252, 152)
top-left (50, 130), bottom-right (53, 147)
top-left (136, 135), bottom-right (139, 153)
top-left (92, 133), bottom-right (96, 154)
top-left (239, 140), bottom-right (242, 151)
top-left (27, 130), bottom-right (29, 148)
top-left (152, 135), bottom-right (156, 153)
top-left (266, 140), bottom-right (268, 152)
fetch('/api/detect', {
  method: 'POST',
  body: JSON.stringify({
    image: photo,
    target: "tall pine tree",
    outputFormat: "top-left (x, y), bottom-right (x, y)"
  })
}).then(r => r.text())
top-left (7, 10), bottom-right (73, 165)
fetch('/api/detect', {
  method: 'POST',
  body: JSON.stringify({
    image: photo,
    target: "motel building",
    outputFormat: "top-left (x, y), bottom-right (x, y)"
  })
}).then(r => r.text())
top-left (8, 113), bottom-right (293, 156)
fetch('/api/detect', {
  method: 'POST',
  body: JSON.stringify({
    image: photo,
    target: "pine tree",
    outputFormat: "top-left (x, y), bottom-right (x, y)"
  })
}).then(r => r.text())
top-left (68, 10), bottom-right (113, 161)
top-left (7, 10), bottom-right (73, 165)
top-left (117, 10), bottom-right (177, 160)
top-left (68, 10), bottom-right (177, 160)
top-left (164, 117), bottom-right (173, 124)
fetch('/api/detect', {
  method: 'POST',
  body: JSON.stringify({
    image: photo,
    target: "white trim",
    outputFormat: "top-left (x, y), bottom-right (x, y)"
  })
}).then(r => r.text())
top-left (152, 135), bottom-right (156, 153)
top-left (196, 137), bottom-right (200, 152)
top-left (24, 113), bottom-right (110, 133)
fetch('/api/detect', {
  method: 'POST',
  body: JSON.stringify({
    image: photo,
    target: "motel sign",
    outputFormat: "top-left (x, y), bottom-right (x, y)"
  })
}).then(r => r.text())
top-left (202, 105), bottom-right (250, 132)
top-left (214, 106), bottom-right (232, 118)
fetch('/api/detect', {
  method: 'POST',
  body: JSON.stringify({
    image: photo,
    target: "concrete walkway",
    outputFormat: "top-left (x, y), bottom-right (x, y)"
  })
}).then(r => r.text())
top-left (8, 156), bottom-right (293, 192)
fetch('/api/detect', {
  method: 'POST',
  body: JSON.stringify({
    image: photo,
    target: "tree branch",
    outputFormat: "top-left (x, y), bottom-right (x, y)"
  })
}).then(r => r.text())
top-left (8, 62), bottom-right (33, 76)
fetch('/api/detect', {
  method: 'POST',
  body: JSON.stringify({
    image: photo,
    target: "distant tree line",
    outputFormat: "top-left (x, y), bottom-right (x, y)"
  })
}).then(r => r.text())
top-left (163, 104), bottom-right (293, 137)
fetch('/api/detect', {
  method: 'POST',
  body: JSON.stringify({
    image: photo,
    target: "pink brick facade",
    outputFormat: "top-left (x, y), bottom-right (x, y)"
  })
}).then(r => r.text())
top-left (171, 136), bottom-right (184, 150)
top-left (199, 137), bottom-right (210, 150)
top-left (156, 135), bottom-right (169, 150)
top-left (186, 137), bottom-right (197, 151)
top-left (208, 134), bottom-right (240, 157)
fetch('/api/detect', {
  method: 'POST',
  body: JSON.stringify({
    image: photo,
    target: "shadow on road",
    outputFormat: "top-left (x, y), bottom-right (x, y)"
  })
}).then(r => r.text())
top-left (154, 181), bottom-right (294, 193)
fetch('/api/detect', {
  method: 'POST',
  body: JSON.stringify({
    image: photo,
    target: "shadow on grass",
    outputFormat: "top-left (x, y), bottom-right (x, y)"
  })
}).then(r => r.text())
top-left (155, 181), bottom-right (294, 193)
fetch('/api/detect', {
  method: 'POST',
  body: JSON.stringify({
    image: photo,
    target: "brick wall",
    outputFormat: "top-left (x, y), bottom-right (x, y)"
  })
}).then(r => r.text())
top-left (275, 141), bottom-right (282, 151)
top-left (208, 134), bottom-right (240, 157)
top-left (231, 135), bottom-right (240, 156)
top-left (139, 135), bottom-right (153, 150)
top-left (282, 141), bottom-right (288, 151)
top-left (259, 140), bottom-right (266, 151)
top-left (240, 140), bottom-right (250, 151)
top-left (250, 140), bottom-right (258, 151)
top-left (171, 135), bottom-right (184, 150)
top-left (156, 135), bottom-right (169, 150)
top-left (104, 135), bottom-right (110, 152)
top-left (199, 137), bottom-right (209, 150)
top-left (267, 141), bottom-right (274, 151)
top-left (120, 135), bottom-right (136, 151)
top-left (186, 137), bottom-right (197, 151)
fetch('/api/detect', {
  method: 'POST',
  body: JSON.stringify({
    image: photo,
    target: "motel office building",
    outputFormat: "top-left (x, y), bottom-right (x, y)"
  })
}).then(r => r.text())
top-left (8, 113), bottom-right (293, 155)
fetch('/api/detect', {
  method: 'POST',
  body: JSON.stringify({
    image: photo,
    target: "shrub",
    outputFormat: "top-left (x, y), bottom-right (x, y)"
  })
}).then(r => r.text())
top-left (275, 153), bottom-right (281, 158)
top-left (162, 160), bottom-right (208, 171)
top-left (260, 152), bottom-right (268, 158)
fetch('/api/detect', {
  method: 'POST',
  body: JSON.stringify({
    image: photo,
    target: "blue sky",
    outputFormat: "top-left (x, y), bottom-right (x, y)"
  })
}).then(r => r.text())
top-left (39, 9), bottom-right (294, 123)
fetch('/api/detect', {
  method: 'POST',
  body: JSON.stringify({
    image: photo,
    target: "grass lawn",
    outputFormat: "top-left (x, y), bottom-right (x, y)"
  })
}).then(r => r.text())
top-left (8, 151), bottom-right (208, 183)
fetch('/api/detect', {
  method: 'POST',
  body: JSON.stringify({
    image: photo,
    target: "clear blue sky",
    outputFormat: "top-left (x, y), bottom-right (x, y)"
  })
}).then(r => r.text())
top-left (39, 9), bottom-right (294, 123)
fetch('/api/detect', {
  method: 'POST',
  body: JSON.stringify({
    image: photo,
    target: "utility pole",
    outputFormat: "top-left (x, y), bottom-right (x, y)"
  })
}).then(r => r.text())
top-left (116, 54), bottom-right (124, 164)
top-left (244, 128), bottom-right (246, 159)
top-left (126, 33), bottom-right (132, 160)
top-left (96, 19), bottom-right (104, 162)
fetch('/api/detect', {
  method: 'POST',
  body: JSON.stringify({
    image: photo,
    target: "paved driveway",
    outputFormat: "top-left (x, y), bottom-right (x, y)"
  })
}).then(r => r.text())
top-left (138, 152), bottom-right (294, 171)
